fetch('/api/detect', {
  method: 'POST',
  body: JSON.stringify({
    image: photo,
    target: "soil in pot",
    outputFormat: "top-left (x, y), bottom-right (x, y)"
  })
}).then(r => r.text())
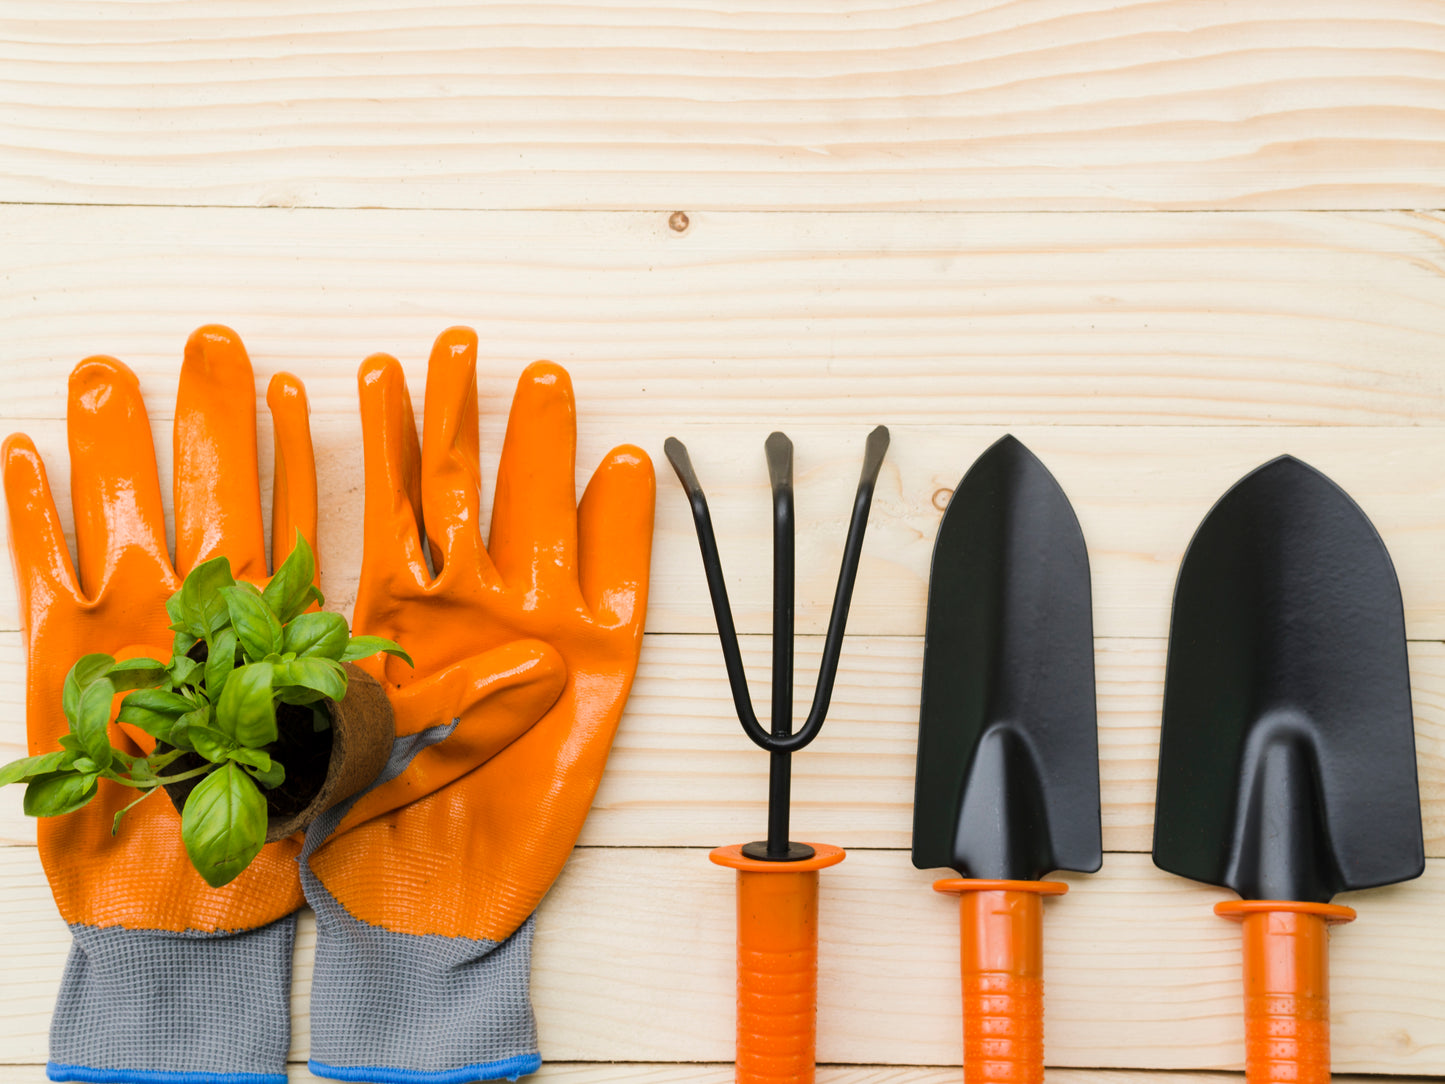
top-left (161, 700), bottom-right (333, 825)
top-left (162, 646), bottom-right (393, 842)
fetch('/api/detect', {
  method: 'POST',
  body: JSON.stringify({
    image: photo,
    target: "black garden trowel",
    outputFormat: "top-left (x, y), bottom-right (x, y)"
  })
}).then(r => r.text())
top-left (912, 435), bottom-right (1101, 1083)
top-left (1153, 456), bottom-right (1424, 1084)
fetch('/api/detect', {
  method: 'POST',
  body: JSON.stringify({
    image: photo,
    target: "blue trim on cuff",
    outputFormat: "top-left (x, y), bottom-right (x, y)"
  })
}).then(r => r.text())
top-left (47, 1065), bottom-right (286, 1084)
top-left (308, 1054), bottom-right (542, 1083)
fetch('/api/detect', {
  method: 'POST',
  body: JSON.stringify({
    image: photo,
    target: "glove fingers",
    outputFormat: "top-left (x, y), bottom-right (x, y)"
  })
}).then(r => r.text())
top-left (174, 326), bottom-right (267, 580)
top-left (332, 640), bottom-right (566, 834)
top-left (3, 434), bottom-right (83, 618)
top-left (420, 327), bottom-right (493, 583)
top-left (488, 361), bottom-right (579, 595)
top-left (266, 372), bottom-right (319, 576)
top-left (578, 444), bottom-right (656, 630)
top-left (66, 357), bottom-right (173, 599)
top-left (357, 354), bottom-right (430, 594)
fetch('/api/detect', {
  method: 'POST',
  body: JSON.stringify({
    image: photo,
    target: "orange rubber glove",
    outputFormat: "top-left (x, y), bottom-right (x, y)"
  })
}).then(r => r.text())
top-left (4, 326), bottom-right (315, 1084)
top-left (299, 328), bottom-right (655, 1083)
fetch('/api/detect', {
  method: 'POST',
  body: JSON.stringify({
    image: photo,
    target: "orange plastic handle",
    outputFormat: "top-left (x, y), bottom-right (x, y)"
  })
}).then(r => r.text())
top-left (934, 879), bottom-right (1068, 1084)
top-left (711, 844), bottom-right (846, 1084)
top-left (1215, 900), bottom-right (1357, 1084)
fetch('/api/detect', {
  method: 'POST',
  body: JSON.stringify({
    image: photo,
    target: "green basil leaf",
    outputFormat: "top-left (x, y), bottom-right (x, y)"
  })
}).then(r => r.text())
top-left (169, 556), bottom-right (237, 637)
top-left (57, 734), bottom-right (82, 753)
top-left (205, 627), bottom-right (240, 700)
top-left (243, 758), bottom-right (285, 789)
top-left (23, 771), bottom-right (97, 817)
top-left (118, 688), bottom-right (194, 743)
top-left (222, 586), bottom-right (283, 663)
top-left (227, 747), bottom-right (272, 771)
top-left (124, 689), bottom-right (195, 714)
top-left (74, 677), bottom-right (116, 772)
top-left (167, 654), bottom-right (201, 689)
top-left (275, 685), bottom-right (327, 706)
top-left (187, 724), bottom-right (236, 763)
top-left (165, 590), bottom-right (185, 630)
top-left (177, 706), bottom-right (210, 729)
top-left (106, 657), bottom-right (168, 692)
top-left (179, 761), bottom-right (267, 888)
top-left (262, 532), bottom-right (318, 624)
top-left (214, 662), bottom-right (276, 747)
top-left (62, 654), bottom-right (116, 727)
top-left (171, 630), bottom-right (199, 660)
top-left (165, 708), bottom-right (209, 753)
top-left (117, 707), bottom-right (178, 743)
top-left (281, 612), bottom-right (350, 660)
top-left (0, 750), bottom-right (76, 787)
top-left (71, 756), bottom-right (96, 773)
top-left (272, 656), bottom-right (347, 703)
top-left (339, 636), bottom-right (413, 667)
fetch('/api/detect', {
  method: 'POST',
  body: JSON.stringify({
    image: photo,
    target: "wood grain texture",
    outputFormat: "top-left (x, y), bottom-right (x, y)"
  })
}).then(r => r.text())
top-left (1, 849), bottom-right (1441, 1073)
top-left (4, 206), bottom-right (1445, 426)
top-left (5, 634), bottom-right (1445, 856)
top-left (2, 1), bottom-right (1445, 211)
top-left (5, 0), bottom-right (1445, 1079)
top-left (0, 1070), bottom-right (1432, 1084)
top-left (5, 412), bottom-right (1445, 638)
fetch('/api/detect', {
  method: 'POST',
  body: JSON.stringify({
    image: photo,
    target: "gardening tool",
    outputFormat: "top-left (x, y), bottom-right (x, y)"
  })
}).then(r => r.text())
top-left (665, 426), bottom-right (889, 1084)
top-left (1153, 455), bottom-right (1424, 1084)
top-left (912, 435), bottom-right (1101, 1084)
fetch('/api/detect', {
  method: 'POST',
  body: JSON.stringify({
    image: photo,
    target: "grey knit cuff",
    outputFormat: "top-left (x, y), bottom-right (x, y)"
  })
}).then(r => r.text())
top-left (48, 917), bottom-right (296, 1084)
top-left (307, 911), bottom-right (539, 1083)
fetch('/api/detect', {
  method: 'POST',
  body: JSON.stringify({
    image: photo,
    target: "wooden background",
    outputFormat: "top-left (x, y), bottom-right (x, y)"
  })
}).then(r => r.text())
top-left (3, 1), bottom-right (1445, 1080)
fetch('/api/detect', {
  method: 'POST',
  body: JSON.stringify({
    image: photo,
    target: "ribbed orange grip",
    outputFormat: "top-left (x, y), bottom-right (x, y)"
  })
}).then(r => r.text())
top-left (1215, 900), bottom-right (1356, 1084)
top-left (934, 879), bottom-right (1068, 1084)
top-left (712, 843), bottom-right (845, 1084)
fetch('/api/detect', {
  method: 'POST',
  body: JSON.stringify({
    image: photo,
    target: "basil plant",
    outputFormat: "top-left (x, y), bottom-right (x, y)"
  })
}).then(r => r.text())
top-left (0, 535), bottom-right (408, 888)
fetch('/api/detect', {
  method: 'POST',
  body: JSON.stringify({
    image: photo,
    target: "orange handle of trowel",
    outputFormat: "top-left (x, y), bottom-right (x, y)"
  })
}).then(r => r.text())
top-left (934, 879), bottom-right (1068, 1084)
top-left (711, 843), bottom-right (846, 1084)
top-left (1215, 900), bottom-right (1356, 1084)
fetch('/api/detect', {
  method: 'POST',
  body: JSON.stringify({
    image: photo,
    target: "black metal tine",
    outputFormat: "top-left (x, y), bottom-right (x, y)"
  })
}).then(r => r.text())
top-left (663, 427), bottom-right (891, 758)
top-left (765, 432), bottom-right (796, 857)
top-left (765, 431), bottom-right (795, 743)
top-left (782, 424), bottom-right (890, 753)
top-left (663, 437), bottom-right (772, 750)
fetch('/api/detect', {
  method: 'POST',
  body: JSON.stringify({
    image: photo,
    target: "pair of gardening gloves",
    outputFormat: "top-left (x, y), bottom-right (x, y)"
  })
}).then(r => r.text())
top-left (4, 326), bottom-right (655, 1083)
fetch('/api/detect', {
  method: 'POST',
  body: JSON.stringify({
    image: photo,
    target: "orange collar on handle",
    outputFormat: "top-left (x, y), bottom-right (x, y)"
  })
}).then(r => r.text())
top-left (712, 844), bottom-right (845, 1084)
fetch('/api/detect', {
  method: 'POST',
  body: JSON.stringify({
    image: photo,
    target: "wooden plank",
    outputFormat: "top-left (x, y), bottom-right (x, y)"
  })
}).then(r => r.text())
top-left (2, 2), bottom-right (1444, 211)
top-left (7, 635), bottom-right (1445, 857)
top-left (0, 849), bottom-right (1441, 1073)
top-left (4, 206), bottom-right (1445, 426)
top-left (4, 415), bottom-right (1445, 639)
top-left (0, 1068), bottom-right (1431, 1084)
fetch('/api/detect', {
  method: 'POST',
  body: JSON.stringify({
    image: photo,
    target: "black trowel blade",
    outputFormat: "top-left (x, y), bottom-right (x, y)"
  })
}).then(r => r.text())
top-left (912, 436), bottom-right (1101, 881)
top-left (1153, 456), bottom-right (1423, 903)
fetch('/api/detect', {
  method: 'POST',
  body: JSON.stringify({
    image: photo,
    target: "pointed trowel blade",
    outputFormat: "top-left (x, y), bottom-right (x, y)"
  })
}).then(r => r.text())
top-left (912, 436), bottom-right (1101, 881)
top-left (1153, 456), bottom-right (1423, 903)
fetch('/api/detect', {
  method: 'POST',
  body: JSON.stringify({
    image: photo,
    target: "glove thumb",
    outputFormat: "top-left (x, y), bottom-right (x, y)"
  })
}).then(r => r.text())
top-left (333, 639), bottom-right (566, 833)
